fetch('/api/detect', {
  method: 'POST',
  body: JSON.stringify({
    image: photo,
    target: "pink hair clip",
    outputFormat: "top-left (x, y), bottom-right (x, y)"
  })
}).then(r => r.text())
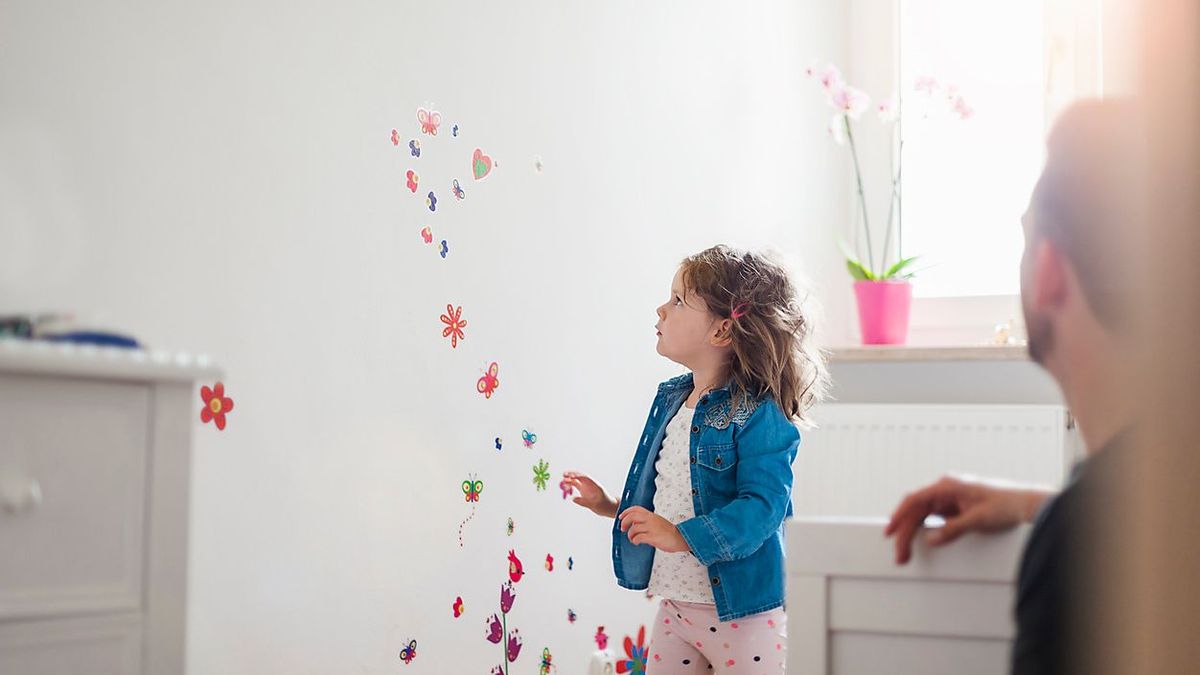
top-left (731, 303), bottom-right (750, 319)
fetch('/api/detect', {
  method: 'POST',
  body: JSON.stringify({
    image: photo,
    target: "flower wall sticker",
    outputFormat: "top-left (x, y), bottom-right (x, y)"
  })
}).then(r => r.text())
top-left (200, 382), bottom-right (235, 430)
top-left (485, 578), bottom-right (523, 674)
top-left (532, 459), bottom-right (550, 492)
top-left (617, 627), bottom-right (647, 674)
top-left (440, 304), bottom-right (467, 348)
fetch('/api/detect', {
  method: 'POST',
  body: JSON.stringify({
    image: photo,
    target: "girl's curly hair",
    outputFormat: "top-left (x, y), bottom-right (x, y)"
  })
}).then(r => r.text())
top-left (680, 245), bottom-right (829, 427)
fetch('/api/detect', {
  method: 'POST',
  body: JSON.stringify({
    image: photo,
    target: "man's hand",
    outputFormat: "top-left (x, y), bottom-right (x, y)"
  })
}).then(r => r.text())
top-left (618, 506), bottom-right (690, 553)
top-left (884, 475), bottom-right (1054, 565)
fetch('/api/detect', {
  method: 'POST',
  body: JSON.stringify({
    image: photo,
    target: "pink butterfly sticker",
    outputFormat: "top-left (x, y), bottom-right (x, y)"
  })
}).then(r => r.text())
top-left (417, 107), bottom-right (442, 136)
top-left (477, 362), bottom-right (500, 399)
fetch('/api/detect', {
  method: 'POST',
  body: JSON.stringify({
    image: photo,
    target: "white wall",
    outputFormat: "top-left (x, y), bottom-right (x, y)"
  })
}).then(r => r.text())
top-left (0, 1), bottom-right (849, 672)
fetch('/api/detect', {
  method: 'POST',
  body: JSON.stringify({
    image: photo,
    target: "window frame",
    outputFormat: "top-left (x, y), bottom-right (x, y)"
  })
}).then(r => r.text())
top-left (859, 0), bottom-right (1107, 343)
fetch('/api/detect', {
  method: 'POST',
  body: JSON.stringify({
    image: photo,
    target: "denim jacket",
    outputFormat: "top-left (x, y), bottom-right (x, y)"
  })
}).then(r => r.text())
top-left (611, 372), bottom-right (801, 622)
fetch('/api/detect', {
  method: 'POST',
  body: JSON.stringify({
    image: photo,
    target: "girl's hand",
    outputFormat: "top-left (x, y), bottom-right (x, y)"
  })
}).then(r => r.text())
top-left (618, 506), bottom-right (690, 553)
top-left (563, 471), bottom-right (618, 518)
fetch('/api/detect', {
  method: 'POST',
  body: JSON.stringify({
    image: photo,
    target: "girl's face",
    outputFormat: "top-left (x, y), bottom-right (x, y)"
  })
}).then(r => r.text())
top-left (654, 268), bottom-right (729, 366)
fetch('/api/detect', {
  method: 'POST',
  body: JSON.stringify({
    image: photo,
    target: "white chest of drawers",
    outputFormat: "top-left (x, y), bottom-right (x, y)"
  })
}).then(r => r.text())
top-left (786, 518), bottom-right (1031, 675)
top-left (0, 340), bottom-right (217, 675)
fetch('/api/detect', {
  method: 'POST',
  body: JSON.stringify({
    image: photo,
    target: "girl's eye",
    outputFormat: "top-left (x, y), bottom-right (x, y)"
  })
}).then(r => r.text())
top-left (673, 296), bottom-right (683, 306)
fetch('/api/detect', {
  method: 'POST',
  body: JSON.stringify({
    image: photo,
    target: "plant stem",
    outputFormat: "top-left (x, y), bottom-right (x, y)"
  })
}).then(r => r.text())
top-left (880, 139), bottom-right (903, 276)
top-left (898, 130), bottom-right (904, 261)
top-left (503, 611), bottom-right (509, 675)
top-left (843, 115), bottom-right (876, 275)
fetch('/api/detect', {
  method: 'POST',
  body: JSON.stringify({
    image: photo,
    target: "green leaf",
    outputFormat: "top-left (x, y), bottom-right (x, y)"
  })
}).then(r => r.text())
top-left (846, 258), bottom-right (876, 281)
top-left (882, 256), bottom-right (919, 279)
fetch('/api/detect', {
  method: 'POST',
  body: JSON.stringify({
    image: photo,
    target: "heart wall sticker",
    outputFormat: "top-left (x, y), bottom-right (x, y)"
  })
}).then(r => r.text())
top-left (472, 148), bottom-right (494, 181)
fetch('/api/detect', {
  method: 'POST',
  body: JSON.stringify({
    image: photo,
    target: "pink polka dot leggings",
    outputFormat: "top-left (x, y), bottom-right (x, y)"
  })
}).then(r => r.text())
top-left (647, 599), bottom-right (787, 674)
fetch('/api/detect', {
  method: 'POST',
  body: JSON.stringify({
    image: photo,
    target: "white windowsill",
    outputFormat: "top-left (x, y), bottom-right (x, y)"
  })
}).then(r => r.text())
top-left (829, 344), bottom-right (1029, 363)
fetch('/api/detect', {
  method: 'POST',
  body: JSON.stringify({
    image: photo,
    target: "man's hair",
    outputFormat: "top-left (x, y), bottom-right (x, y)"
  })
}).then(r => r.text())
top-left (1028, 99), bottom-right (1144, 330)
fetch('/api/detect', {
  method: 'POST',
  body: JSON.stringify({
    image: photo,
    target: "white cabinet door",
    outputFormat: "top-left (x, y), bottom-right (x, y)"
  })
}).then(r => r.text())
top-left (0, 375), bottom-right (148, 620)
top-left (0, 614), bottom-right (142, 675)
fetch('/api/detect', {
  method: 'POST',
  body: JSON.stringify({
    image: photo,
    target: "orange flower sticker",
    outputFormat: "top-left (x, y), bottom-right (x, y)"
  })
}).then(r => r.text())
top-left (200, 382), bottom-right (235, 430)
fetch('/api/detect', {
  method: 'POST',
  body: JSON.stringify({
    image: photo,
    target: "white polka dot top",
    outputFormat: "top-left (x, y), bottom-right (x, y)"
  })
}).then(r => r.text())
top-left (647, 404), bottom-right (716, 604)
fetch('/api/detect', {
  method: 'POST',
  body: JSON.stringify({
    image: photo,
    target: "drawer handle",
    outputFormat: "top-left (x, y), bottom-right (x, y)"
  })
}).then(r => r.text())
top-left (0, 476), bottom-right (42, 515)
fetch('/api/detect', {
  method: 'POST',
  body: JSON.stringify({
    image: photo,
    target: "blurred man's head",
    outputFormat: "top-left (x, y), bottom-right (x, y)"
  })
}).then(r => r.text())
top-left (1020, 99), bottom-right (1143, 370)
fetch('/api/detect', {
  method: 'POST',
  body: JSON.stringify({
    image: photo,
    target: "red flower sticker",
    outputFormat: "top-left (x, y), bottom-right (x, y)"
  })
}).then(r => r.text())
top-left (200, 382), bottom-right (235, 430)
top-left (440, 304), bottom-right (467, 349)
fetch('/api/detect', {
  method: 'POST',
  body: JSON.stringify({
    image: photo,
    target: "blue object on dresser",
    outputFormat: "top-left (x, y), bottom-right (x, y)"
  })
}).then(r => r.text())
top-left (41, 331), bottom-right (141, 349)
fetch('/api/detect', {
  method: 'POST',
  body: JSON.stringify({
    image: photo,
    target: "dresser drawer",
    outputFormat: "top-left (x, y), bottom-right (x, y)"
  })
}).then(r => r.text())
top-left (0, 375), bottom-right (149, 620)
top-left (0, 614), bottom-right (142, 675)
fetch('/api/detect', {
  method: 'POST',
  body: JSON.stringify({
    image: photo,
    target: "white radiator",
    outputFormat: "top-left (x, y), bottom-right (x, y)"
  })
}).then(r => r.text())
top-left (793, 404), bottom-right (1077, 518)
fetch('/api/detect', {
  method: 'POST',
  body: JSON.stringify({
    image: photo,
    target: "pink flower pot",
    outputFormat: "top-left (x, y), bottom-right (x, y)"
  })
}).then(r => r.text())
top-left (854, 280), bottom-right (913, 345)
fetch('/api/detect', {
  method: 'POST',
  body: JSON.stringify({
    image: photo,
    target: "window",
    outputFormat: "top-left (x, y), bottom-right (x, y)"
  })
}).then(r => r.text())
top-left (897, 0), bottom-right (1103, 299)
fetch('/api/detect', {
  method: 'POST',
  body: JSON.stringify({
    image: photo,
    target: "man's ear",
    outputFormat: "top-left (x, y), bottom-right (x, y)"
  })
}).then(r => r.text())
top-left (710, 318), bottom-right (734, 348)
top-left (1032, 239), bottom-right (1069, 312)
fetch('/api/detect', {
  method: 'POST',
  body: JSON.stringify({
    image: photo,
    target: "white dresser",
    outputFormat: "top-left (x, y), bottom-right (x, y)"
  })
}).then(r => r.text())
top-left (786, 518), bottom-right (1031, 675)
top-left (0, 340), bottom-right (217, 675)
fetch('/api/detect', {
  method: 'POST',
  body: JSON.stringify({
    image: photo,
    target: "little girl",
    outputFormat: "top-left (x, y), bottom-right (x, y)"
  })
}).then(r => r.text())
top-left (565, 245), bottom-right (828, 674)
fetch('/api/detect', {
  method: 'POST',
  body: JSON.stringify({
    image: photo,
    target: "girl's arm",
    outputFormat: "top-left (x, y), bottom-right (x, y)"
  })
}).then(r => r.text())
top-left (675, 403), bottom-right (800, 565)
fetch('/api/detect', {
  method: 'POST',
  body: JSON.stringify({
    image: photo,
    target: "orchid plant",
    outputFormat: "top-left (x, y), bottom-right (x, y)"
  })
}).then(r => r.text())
top-left (807, 62), bottom-right (973, 282)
